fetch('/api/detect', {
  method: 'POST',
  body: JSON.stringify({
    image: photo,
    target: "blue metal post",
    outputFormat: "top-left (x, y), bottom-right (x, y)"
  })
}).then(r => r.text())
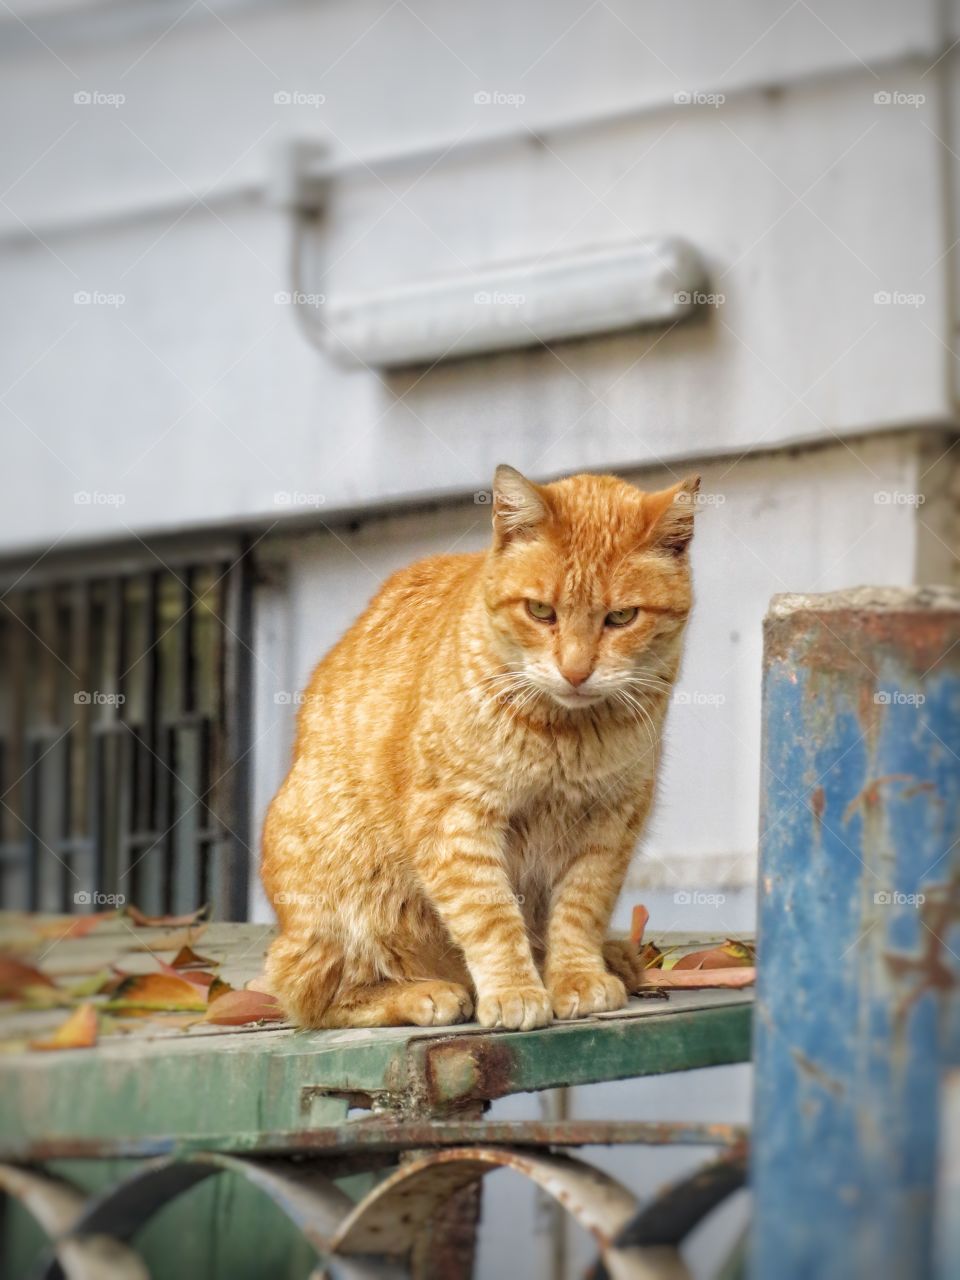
top-left (751, 587), bottom-right (960, 1280)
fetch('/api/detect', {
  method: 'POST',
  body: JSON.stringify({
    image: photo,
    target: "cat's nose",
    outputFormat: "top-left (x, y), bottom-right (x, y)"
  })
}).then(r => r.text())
top-left (559, 665), bottom-right (592, 688)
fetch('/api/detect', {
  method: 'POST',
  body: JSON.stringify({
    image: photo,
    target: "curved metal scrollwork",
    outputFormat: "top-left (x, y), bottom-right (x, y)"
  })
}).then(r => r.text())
top-left (4, 1145), bottom-right (747, 1279)
top-left (588, 1151), bottom-right (748, 1280)
top-left (0, 1163), bottom-right (147, 1280)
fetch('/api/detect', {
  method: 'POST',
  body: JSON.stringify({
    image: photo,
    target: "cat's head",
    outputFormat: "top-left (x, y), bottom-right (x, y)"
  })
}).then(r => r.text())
top-left (483, 465), bottom-right (699, 711)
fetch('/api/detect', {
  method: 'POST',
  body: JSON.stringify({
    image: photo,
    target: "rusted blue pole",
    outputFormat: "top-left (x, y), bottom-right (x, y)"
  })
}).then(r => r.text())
top-left (751, 587), bottom-right (960, 1280)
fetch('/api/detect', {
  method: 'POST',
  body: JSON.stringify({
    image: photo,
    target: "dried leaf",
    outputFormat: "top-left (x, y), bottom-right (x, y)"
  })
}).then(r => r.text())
top-left (637, 967), bottom-right (756, 990)
top-left (204, 989), bottom-right (285, 1026)
top-left (32, 912), bottom-right (115, 941)
top-left (126, 925), bottom-right (207, 952)
top-left (672, 939), bottom-right (755, 970)
top-left (169, 945), bottom-right (215, 970)
top-left (638, 943), bottom-right (663, 969)
top-left (126, 905), bottom-right (208, 928)
top-left (0, 955), bottom-right (57, 998)
top-left (104, 972), bottom-right (208, 1013)
top-left (629, 904), bottom-right (650, 949)
top-left (18, 985), bottom-right (72, 1010)
top-left (722, 938), bottom-right (756, 964)
top-left (65, 970), bottom-right (114, 998)
top-left (30, 1003), bottom-right (98, 1051)
top-left (157, 959), bottom-right (215, 989)
top-left (207, 976), bottom-right (234, 1003)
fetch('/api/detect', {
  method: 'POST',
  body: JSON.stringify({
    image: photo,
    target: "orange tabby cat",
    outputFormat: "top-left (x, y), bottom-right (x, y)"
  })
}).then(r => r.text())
top-left (261, 465), bottom-right (698, 1030)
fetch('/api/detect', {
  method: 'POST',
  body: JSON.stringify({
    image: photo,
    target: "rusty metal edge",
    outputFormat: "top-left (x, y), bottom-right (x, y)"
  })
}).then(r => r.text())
top-left (0, 1119), bottom-right (748, 1163)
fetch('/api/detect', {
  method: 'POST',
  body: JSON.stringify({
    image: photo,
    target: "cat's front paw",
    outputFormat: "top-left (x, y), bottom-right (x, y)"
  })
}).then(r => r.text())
top-left (549, 970), bottom-right (626, 1020)
top-left (396, 980), bottom-right (474, 1027)
top-left (476, 983), bottom-right (553, 1031)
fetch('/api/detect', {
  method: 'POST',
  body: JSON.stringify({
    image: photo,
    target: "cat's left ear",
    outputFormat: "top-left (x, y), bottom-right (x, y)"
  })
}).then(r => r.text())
top-left (491, 465), bottom-right (549, 548)
top-left (645, 475), bottom-right (701, 555)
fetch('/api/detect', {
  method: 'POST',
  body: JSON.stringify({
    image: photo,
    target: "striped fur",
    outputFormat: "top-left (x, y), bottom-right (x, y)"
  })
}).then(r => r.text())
top-left (261, 466), bottom-right (698, 1029)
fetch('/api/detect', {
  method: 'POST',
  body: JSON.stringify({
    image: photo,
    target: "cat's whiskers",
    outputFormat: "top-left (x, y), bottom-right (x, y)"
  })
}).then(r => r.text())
top-left (613, 687), bottom-right (659, 748)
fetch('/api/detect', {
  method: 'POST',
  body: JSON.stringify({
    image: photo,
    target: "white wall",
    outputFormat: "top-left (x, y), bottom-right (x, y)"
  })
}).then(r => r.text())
top-left (2, 0), bottom-right (958, 552)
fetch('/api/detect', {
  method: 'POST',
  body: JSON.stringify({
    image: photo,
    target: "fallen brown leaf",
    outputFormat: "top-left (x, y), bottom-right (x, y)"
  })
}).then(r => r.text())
top-left (18, 985), bottom-right (72, 1010)
top-left (30, 1002), bottom-right (98, 1051)
top-left (126, 905), bottom-right (208, 928)
top-left (126, 925), bottom-right (207, 952)
top-left (0, 955), bottom-right (57, 998)
top-left (630, 904), bottom-right (650, 949)
top-left (204, 989), bottom-right (285, 1026)
top-left (32, 912), bottom-right (115, 942)
top-left (637, 967), bottom-right (756, 990)
top-left (103, 972), bottom-right (208, 1013)
top-left (157, 959), bottom-right (215, 989)
top-left (65, 970), bottom-right (114, 998)
top-left (169, 944), bottom-right (215, 970)
top-left (207, 976), bottom-right (233, 1003)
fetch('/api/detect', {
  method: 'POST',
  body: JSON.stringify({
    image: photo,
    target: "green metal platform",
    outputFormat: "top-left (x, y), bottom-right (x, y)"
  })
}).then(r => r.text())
top-left (0, 917), bottom-right (752, 1279)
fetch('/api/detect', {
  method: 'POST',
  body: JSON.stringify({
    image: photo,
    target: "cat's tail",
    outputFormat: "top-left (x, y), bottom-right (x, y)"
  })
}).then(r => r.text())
top-left (602, 938), bottom-right (648, 993)
top-left (265, 932), bottom-right (344, 1028)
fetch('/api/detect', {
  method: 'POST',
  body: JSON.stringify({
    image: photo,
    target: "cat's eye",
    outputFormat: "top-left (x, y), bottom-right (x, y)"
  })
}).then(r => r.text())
top-left (526, 599), bottom-right (556, 623)
top-left (605, 606), bottom-right (639, 627)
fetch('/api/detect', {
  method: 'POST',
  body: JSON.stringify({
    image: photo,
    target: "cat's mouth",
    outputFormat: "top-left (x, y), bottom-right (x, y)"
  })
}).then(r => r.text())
top-left (551, 688), bottom-right (605, 710)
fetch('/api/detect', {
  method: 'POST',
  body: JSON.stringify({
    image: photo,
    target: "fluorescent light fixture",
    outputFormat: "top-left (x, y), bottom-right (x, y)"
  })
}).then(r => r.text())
top-left (320, 237), bottom-right (707, 368)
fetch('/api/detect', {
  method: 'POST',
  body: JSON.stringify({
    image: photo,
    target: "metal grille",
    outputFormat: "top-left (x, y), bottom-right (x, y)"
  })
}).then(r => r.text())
top-left (0, 550), bottom-right (253, 919)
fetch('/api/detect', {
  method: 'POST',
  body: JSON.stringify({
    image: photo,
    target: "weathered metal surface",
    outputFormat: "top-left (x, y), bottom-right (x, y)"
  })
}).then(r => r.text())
top-left (331, 1144), bottom-right (676, 1279)
top-left (35, 1151), bottom-right (354, 1280)
top-left (410, 999), bottom-right (752, 1109)
top-left (0, 1119), bottom-right (748, 1164)
top-left (0, 915), bottom-right (751, 1152)
top-left (590, 1150), bottom-right (747, 1280)
top-left (935, 1068), bottom-right (960, 1280)
top-left (0, 1163), bottom-right (148, 1280)
top-left (752, 587), bottom-right (960, 1280)
top-left (0, 921), bottom-right (752, 1277)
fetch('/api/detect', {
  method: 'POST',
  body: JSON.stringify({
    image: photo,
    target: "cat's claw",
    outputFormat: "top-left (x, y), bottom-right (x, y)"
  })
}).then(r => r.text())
top-left (476, 984), bottom-right (553, 1031)
top-left (549, 971), bottom-right (627, 1020)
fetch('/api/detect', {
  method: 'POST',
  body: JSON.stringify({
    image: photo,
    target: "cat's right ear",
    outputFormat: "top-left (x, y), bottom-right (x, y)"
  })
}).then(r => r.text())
top-left (492, 464), bottom-right (548, 549)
